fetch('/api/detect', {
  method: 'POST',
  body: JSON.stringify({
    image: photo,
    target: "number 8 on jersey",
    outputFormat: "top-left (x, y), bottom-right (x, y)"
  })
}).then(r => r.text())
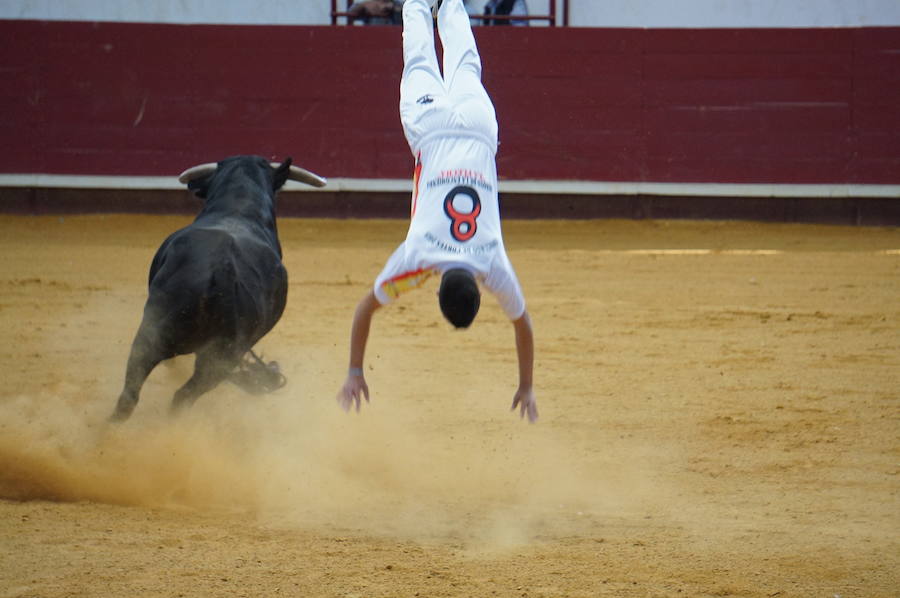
top-left (444, 185), bottom-right (482, 242)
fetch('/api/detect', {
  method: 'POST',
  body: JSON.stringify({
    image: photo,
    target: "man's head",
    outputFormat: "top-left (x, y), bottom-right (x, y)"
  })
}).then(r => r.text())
top-left (439, 268), bottom-right (480, 329)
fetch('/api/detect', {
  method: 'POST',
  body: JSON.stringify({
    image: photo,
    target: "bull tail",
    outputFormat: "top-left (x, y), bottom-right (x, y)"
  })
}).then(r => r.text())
top-left (204, 258), bottom-right (241, 360)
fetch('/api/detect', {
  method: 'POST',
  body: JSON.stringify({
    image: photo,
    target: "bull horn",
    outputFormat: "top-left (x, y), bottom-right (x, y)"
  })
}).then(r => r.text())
top-left (270, 163), bottom-right (327, 188)
top-left (288, 165), bottom-right (327, 188)
top-left (178, 163), bottom-right (217, 184)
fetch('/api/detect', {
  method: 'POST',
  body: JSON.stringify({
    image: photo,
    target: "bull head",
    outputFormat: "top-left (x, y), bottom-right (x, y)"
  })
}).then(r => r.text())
top-left (178, 157), bottom-right (328, 193)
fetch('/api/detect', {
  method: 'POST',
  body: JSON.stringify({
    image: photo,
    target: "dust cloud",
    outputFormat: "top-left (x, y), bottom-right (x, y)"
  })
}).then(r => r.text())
top-left (0, 372), bottom-right (654, 550)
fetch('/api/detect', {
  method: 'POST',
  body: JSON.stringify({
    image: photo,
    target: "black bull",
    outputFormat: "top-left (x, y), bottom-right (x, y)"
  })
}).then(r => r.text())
top-left (111, 155), bottom-right (326, 421)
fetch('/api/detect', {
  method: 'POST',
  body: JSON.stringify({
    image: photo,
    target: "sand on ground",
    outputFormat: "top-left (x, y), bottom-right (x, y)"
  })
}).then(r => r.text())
top-left (0, 214), bottom-right (898, 598)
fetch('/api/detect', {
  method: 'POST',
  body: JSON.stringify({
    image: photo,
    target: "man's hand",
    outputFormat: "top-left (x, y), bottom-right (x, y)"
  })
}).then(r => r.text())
top-left (337, 372), bottom-right (369, 413)
top-left (511, 386), bottom-right (538, 422)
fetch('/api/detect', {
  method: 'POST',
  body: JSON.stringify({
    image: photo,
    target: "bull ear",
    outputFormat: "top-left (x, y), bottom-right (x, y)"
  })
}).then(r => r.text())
top-left (271, 157), bottom-right (293, 191)
top-left (187, 177), bottom-right (211, 199)
top-left (178, 163), bottom-right (218, 199)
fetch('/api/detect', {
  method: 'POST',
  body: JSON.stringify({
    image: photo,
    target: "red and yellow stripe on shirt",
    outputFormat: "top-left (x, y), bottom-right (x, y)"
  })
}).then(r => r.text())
top-left (380, 267), bottom-right (437, 300)
top-left (410, 152), bottom-right (423, 218)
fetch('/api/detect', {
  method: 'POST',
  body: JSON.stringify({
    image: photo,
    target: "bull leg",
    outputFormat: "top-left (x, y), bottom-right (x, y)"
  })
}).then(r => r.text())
top-left (110, 328), bottom-right (169, 422)
top-left (169, 349), bottom-right (235, 415)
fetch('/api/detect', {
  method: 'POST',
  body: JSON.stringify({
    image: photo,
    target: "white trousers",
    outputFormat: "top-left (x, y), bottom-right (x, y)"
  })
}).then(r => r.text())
top-left (399, 0), bottom-right (499, 157)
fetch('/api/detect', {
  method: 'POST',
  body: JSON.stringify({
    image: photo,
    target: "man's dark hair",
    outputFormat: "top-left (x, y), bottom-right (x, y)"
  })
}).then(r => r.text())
top-left (439, 268), bottom-right (480, 328)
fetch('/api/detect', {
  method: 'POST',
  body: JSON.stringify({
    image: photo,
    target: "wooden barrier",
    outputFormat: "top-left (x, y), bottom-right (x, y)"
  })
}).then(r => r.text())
top-left (1, 20), bottom-right (898, 186)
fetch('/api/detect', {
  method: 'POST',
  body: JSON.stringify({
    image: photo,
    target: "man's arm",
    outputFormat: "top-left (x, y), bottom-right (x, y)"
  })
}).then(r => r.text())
top-left (510, 309), bottom-right (538, 422)
top-left (336, 290), bottom-right (381, 412)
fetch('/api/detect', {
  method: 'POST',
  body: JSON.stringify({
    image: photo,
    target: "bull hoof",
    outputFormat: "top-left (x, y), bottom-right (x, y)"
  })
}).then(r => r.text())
top-left (169, 396), bottom-right (194, 417)
top-left (108, 403), bottom-right (134, 423)
top-left (228, 352), bottom-right (287, 395)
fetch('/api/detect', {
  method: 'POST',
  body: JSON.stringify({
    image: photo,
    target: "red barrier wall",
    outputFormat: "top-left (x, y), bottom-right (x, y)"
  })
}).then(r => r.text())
top-left (2, 20), bottom-right (898, 184)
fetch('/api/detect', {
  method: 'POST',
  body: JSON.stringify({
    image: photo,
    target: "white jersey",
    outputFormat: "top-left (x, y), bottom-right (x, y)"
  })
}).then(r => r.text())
top-left (373, 135), bottom-right (525, 321)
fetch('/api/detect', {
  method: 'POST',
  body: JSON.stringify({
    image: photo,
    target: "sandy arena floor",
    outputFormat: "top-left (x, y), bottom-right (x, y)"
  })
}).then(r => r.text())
top-left (0, 214), bottom-right (898, 597)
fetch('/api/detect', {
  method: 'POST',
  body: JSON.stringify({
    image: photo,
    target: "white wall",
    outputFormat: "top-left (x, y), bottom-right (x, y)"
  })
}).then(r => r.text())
top-left (0, 0), bottom-right (329, 24)
top-left (563, 0), bottom-right (900, 28)
top-left (2, 0), bottom-right (900, 27)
